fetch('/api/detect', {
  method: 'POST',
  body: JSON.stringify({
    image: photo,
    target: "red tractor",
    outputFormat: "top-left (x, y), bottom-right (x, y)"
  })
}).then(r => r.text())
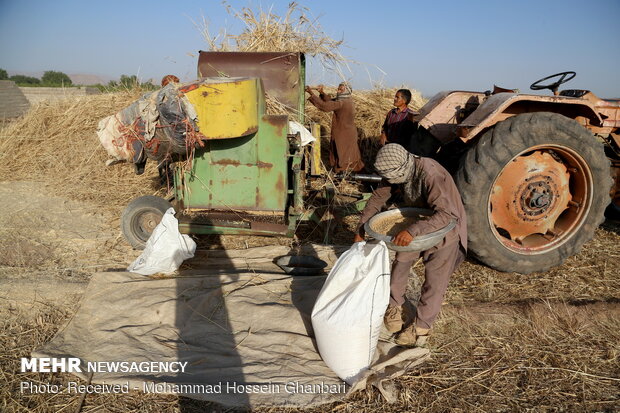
top-left (411, 71), bottom-right (619, 273)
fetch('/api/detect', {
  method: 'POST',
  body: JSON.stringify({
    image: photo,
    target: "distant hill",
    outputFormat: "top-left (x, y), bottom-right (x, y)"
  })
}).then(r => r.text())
top-left (67, 73), bottom-right (112, 86)
top-left (7, 70), bottom-right (112, 86)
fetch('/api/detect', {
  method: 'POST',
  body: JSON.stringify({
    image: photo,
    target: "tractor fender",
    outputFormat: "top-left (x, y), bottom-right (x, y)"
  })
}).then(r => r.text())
top-left (415, 91), bottom-right (487, 144)
top-left (456, 93), bottom-right (603, 143)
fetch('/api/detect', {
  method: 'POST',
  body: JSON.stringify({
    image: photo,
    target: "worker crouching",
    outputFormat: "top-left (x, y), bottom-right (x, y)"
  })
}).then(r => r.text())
top-left (354, 144), bottom-right (467, 347)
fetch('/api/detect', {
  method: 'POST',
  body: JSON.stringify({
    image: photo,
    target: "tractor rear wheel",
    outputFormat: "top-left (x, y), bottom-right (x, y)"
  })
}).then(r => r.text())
top-left (455, 112), bottom-right (611, 274)
top-left (121, 195), bottom-right (173, 249)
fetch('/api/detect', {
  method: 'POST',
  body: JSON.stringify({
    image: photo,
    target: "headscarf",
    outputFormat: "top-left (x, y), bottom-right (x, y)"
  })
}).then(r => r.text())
top-left (335, 82), bottom-right (352, 100)
top-left (374, 144), bottom-right (414, 183)
top-left (374, 144), bottom-right (426, 206)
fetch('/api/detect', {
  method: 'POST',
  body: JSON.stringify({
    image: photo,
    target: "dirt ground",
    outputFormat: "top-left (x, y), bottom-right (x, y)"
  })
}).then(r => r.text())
top-left (0, 182), bottom-right (137, 310)
top-left (1, 180), bottom-right (619, 412)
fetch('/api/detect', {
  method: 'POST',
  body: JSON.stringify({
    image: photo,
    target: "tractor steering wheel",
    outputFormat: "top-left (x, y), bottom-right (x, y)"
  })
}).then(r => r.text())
top-left (530, 71), bottom-right (576, 95)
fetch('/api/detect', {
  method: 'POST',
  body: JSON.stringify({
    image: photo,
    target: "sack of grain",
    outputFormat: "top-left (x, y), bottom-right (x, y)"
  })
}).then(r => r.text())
top-left (311, 241), bottom-right (390, 384)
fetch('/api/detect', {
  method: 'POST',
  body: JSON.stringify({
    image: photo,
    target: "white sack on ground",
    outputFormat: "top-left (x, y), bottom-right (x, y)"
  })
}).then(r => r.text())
top-left (127, 208), bottom-right (196, 275)
top-left (311, 241), bottom-right (391, 384)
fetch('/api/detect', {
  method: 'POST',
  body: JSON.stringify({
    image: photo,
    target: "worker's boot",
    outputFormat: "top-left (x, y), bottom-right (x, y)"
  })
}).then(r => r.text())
top-left (383, 305), bottom-right (414, 334)
top-left (395, 324), bottom-right (431, 348)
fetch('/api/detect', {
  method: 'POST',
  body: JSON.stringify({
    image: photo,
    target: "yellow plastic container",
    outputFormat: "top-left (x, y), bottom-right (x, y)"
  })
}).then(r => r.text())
top-left (183, 77), bottom-right (259, 139)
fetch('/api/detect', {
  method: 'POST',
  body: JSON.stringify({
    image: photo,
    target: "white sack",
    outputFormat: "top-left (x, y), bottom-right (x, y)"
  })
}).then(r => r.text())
top-left (288, 121), bottom-right (316, 146)
top-left (311, 241), bottom-right (391, 384)
top-left (127, 208), bottom-right (196, 275)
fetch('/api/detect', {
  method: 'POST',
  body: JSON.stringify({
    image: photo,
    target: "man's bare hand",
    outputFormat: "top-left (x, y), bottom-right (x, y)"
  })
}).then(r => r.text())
top-left (379, 132), bottom-right (387, 145)
top-left (317, 84), bottom-right (324, 94)
top-left (392, 230), bottom-right (413, 246)
top-left (353, 234), bottom-right (364, 243)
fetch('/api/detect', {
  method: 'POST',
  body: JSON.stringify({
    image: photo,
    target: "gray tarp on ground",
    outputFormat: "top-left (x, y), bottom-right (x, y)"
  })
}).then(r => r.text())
top-left (34, 245), bottom-right (429, 408)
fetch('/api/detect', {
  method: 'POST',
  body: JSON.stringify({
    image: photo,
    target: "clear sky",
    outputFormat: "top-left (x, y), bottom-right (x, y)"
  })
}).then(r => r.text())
top-left (1, 0), bottom-right (619, 98)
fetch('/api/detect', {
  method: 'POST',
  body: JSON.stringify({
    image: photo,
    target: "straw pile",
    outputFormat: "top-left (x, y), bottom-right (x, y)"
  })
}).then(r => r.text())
top-left (0, 88), bottom-right (420, 217)
top-left (305, 86), bottom-right (426, 136)
top-left (0, 92), bottom-right (164, 213)
top-left (200, 2), bottom-right (427, 139)
top-left (198, 2), bottom-right (346, 72)
top-left (0, 2), bottom-right (427, 217)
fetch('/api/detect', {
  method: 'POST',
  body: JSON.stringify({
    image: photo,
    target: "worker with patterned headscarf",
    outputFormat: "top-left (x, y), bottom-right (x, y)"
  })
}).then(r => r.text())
top-left (354, 144), bottom-right (467, 347)
top-left (305, 82), bottom-right (365, 172)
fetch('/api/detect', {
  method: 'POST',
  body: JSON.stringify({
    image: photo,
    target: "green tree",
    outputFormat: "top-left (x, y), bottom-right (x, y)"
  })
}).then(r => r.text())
top-left (139, 79), bottom-right (157, 91)
top-left (0, 68), bottom-right (8, 80)
top-left (119, 74), bottom-right (139, 88)
top-left (106, 75), bottom-right (157, 91)
top-left (41, 70), bottom-right (72, 86)
top-left (9, 75), bottom-right (41, 85)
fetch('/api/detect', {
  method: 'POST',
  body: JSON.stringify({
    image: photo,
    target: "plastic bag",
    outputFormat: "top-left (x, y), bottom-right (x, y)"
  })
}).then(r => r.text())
top-left (127, 208), bottom-right (196, 275)
top-left (311, 241), bottom-right (391, 384)
top-left (288, 121), bottom-right (316, 146)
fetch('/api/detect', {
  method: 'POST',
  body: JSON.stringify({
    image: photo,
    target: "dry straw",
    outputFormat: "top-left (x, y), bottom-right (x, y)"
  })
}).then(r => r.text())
top-left (0, 2), bottom-right (425, 217)
top-left (198, 1), bottom-right (426, 138)
top-left (1, 3), bottom-right (619, 411)
top-left (2, 289), bottom-right (618, 412)
top-left (197, 2), bottom-right (348, 73)
top-left (0, 91), bottom-right (164, 214)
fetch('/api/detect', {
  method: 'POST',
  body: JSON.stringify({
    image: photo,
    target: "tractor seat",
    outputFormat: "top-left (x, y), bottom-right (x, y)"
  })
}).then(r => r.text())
top-left (559, 89), bottom-right (590, 98)
top-left (559, 89), bottom-right (620, 106)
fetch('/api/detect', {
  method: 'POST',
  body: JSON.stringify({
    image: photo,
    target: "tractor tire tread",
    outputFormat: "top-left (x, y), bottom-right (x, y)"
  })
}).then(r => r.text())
top-left (455, 112), bottom-right (611, 274)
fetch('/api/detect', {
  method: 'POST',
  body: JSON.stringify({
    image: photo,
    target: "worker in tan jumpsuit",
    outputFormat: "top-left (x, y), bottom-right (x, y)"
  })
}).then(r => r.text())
top-left (354, 144), bottom-right (467, 346)
top-left (305, 82), bottom-right (365, 172)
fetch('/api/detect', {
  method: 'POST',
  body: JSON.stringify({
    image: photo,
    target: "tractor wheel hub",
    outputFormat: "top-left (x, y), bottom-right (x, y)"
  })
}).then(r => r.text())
top-left (491, 151), bottom-right (571, 242)
top-left (520, 179), bottom-right (555, 215)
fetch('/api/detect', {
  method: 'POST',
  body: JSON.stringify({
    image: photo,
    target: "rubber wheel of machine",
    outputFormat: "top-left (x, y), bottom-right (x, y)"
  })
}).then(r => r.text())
top-left (121, 196), bottom-right (173, 250)
top-left (455, 112), bottom-right (611, 274)
top-left (604, 202), bottom-right (620, 222)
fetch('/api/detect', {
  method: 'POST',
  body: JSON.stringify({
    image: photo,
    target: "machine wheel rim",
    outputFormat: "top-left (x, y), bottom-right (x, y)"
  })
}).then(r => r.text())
top-left (132, 209), bottom-right (163, 243)
top-left (489, 144), bottom-right (593, 254)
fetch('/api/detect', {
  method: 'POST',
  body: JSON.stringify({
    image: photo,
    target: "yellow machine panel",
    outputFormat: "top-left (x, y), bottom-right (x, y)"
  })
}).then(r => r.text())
top-left (184, 77), bottom-right (259, 139)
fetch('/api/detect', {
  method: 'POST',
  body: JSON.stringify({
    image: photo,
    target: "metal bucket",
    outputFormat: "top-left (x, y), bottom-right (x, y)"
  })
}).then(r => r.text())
top-left (364, 207), bottom-right (456, 252)
top-left (276, 255), bottom-right (327, 276)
